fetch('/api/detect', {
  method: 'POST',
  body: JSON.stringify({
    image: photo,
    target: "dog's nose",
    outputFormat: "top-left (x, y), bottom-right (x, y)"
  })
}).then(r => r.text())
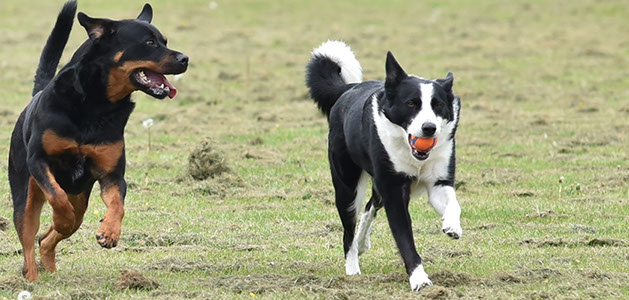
top-left (176, 53), bottom-right (189, 66)
top-left (421, 122), bottom-right (437, 136)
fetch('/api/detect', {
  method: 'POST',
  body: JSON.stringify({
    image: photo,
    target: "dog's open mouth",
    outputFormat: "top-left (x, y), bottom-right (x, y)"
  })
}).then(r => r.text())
top-left (408, 135), bottom-right (434, 161)
top-left (132, 69), bottom-right (177, 99)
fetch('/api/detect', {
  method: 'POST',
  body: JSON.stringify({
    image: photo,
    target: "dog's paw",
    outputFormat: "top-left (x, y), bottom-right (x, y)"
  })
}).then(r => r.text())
top-left (345, 250), bottom-right (361, 275)
top-left (409, 266), bottom-right (432, 291)
top-left (441, 219), bottom-right (462, 239)
top-left (95, 219), bottom-right (121, 249)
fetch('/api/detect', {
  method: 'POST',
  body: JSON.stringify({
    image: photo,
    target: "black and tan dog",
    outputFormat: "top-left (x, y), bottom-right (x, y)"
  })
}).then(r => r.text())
top-left (8, 1), bottom-right (188, 281)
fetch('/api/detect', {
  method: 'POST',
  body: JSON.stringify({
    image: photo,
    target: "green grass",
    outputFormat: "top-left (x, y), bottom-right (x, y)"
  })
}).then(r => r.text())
top-left (1, 0), bottom-right (628, 298)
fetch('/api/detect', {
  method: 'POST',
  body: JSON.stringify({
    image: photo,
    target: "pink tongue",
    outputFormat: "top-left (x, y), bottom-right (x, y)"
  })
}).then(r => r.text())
top-left (145, 71), bottom-right (177, 99)
top-left (164, 79), bottom-right (177, 98)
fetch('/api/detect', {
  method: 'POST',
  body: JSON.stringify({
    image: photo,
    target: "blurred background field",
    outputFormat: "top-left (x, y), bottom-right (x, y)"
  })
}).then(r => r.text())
top-left (0, 0), bottom-right (627, 298)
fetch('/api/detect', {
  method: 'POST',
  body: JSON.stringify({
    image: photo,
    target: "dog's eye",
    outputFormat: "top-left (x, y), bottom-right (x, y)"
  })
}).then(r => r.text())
top-left (432, 99), bottom-right (441, 109)
top-left (407, 101), bottom-right (415, 108)
top-left (146, 40), bottom-right (157, 47)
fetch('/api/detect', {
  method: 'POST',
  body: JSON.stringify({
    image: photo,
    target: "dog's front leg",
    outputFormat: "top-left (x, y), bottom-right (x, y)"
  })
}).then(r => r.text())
top-left (376, 178), bottom-right (432, 291)
top-left (427, 184), bottom-right (462, 239)
top-left (96, 177), bottom-right (126, 248)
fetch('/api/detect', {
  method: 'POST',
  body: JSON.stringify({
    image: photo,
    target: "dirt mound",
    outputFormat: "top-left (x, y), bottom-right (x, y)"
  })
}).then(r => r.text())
top-left (188, 139), bottom-right (230, 180)
top-left (114, 269), bottom-right (159, 291)
top-left (0, 216), bottom-right (9, 231)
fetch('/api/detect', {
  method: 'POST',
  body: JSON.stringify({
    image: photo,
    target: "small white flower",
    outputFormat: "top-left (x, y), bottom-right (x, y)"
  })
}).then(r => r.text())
top-left (142, 118), bottom-right (154, 128)
top-left (18, 291), bottom-right (32, 300)
top-left (208, 1), bottom-right (218, 10)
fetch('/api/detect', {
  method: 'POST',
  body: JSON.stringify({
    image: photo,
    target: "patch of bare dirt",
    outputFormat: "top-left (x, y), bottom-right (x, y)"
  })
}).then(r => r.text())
top-left (114, 269), bottom-right (159, 291)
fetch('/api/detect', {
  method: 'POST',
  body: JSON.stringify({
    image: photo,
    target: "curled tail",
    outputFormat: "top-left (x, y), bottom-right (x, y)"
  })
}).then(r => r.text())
top-left (32, 0), bottom-right (77, 96)
top-left (305, 40), bottom-right (362, 117)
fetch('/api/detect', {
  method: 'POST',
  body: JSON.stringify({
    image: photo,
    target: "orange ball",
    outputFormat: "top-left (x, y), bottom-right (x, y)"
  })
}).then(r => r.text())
top-left (410, 135), bottom-right (437, 151)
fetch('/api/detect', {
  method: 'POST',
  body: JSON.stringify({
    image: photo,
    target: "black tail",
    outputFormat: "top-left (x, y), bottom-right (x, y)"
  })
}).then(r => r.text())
top-left (305, 41), bottom-right (362, 118)
top-left (32, 0), bottom-right (77, 96)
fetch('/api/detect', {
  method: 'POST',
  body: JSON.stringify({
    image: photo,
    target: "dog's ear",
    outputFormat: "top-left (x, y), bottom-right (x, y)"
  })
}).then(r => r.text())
top-left (436, 72), bottom-right (454, 92)
top-left (385, 51), bottom-right (407, 88)
top-left (54, 67), bottom-right (85, 101)
top-left (136, 4), bottom-right (153, 23)
top-left (78, 12), bottom-right (115, 40)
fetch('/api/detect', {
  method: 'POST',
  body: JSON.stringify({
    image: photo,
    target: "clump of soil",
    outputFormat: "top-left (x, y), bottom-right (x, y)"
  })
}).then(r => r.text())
top-left (114, 269), bottom-right (159, 291)
top-left (188, 139), bottom-right (230, 180)
top-left (0, 216), bottom-right (9, 231)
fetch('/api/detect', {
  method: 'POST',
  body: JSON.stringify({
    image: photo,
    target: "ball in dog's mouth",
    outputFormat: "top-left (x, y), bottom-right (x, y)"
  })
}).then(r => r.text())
top-left (133, 69), bottom-right (177, 99)
top-left (408, 135), bottom-right (437, 161)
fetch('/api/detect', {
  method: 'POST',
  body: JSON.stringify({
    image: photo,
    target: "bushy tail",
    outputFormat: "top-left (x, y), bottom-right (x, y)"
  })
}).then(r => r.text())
top-left (305, 40), bottom-right (362, 117)
top-left (32, 0), bottom-right (77, 96)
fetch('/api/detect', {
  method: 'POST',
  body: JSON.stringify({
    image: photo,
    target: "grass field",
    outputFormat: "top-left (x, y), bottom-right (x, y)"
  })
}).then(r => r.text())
top-left (0, 0), bottom-right (628, 298)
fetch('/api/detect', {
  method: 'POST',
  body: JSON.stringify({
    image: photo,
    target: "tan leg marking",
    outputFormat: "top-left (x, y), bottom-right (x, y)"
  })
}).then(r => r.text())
top-left (39, 193), bottom-right (88, 272)
top-left (20, 177), bottom-right (46, 282)
top-left (95, 185), bottom-right (124, 248)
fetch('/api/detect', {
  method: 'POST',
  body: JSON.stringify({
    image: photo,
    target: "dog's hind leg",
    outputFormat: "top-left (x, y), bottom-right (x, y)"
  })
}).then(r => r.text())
top-left (39, 189), bottom-right (91, 273)
top-left (27, 160), bottom-right (75, 236)
top-left (330, 155), bottom-right (366, 275)
top-left (356, 186), bottom-right (382, 256)
top-left (13, 177), bottom-right (46, 282)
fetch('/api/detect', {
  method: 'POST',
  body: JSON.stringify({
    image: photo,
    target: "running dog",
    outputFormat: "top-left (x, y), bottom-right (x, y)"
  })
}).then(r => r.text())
top-left (9, 1), bottom-right (188, 281)
top-left (305, 41), bottom-right (461, 291)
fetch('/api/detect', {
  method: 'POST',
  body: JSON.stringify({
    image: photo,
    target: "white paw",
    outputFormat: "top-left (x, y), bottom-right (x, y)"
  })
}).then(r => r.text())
top-left (441, 218), bottom-right (462, 239)
top-left (409, 265), bottom-right (432, 291)
top-left (345, 261), bottom-right (361, 275)
top-left (345, 244), bottom-right (361, 275)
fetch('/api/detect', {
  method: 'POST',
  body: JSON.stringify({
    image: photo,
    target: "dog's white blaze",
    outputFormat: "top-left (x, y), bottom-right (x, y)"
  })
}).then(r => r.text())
top-left (372, 95), bottom-right (425, 175)
top-left (345, 240), bottom-right (361, 275)
top-left (312, 40), bottom-right (362, 84)
top-left (409, 264), bottom-right (432, 291)
top-left (407, 83), bottom-right (440, 137)
top-left (356, 205), bottom-right (377, 255)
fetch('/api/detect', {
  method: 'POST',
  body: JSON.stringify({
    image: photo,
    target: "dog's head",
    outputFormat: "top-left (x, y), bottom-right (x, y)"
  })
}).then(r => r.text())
top-left (381, 52), bottom-right (459, 161)
top-left (77, 4), bottom-right (188, 102)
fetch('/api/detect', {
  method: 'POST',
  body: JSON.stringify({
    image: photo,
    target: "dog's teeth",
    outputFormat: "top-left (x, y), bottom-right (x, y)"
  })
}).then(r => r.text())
top-left (159, 83), bottom-right (165, 89)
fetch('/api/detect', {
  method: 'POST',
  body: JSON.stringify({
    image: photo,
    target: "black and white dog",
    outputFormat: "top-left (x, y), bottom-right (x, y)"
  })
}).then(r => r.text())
top-left (305, 41), bottom-right (462, 291)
